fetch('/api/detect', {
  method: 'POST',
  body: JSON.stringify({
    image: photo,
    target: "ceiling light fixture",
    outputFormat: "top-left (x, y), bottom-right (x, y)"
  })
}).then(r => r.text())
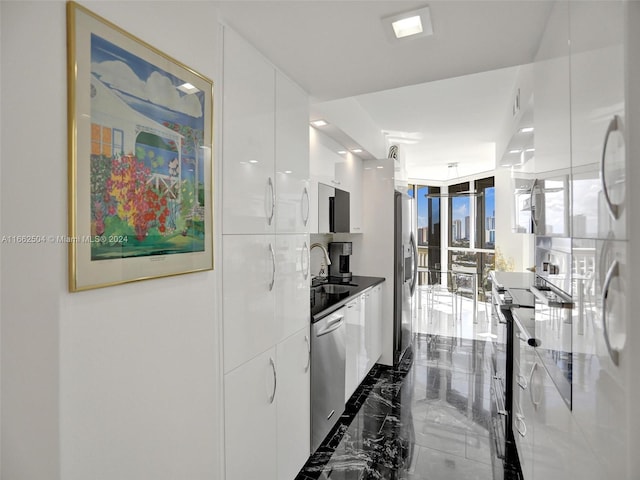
top-left (352, 148), bottom-right (363, 153)
top-left (310, 119), bottom-right (328, 127)
top-left (337, 150), bottom-right (347, 155)
top-left (382, 6), bottom-right (433, 41)
top-left (519, 127), bottom-right (534, 133)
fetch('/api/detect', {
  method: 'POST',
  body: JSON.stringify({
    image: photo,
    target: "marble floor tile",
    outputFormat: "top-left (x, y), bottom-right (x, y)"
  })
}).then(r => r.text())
top-left (295, 333), bottom-right (499, 480)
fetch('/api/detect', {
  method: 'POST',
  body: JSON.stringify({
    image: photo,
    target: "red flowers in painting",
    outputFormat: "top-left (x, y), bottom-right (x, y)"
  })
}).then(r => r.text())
top-left (107, 154), bottom-right (169, 241)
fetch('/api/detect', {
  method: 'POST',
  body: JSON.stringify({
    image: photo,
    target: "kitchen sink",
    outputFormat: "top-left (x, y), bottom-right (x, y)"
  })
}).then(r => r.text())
top-left (315, 284), bottom-right (355, 295)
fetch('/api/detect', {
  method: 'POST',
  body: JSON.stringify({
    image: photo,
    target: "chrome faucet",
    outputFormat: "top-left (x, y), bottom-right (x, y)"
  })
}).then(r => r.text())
top-left (310, 242), bottom-right (331, 278)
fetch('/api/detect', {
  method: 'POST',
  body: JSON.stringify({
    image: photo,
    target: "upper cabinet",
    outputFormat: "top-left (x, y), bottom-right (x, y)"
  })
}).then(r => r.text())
top-left (533, 1), bottom-right (571, 237)
top-left (275, 72), bottom-right (311, 234)
top-left (222, 28), bottom-right (276, 234)
top-left (223, 28), bottom-right (310, 235)
top-left (570, 1), bottom-right (626, 240)
top-left (309, 127), bottom-right (363, 234)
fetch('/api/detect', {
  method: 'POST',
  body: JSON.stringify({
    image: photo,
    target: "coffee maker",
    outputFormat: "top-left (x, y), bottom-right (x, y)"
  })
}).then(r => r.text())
top-left (328, 242), bottom-right (353, 282)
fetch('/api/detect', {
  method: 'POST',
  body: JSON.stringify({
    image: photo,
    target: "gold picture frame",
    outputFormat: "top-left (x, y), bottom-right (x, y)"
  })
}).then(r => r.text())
top-left (67, 1), bottom-right (214, 291)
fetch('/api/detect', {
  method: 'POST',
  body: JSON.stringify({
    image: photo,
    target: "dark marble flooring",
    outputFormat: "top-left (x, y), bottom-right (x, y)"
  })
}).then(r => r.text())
top-left (296, 334), bottom-right (496, 480)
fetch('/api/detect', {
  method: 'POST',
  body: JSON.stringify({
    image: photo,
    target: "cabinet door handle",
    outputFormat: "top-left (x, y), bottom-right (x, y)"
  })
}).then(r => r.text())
top-left (304, 335), bottom-right (311, 372)
top-left (267, 177), bottom-right (275, 225)
top-left (600, 115), bottom-right (624, 220)
top-left (515, 413), bottom-right (528, 438)
top-left (517, 374), bottom-right (528, 390)
top-left (529, 362), bottom-right (542, 408)
top-left (302, 241), bottom-right (310, 280)
top-left (268, 243), bottom-right (276, 291)
top-left (602, 259), bottom-right (621, 366)
top-left (529, 179), bottom-right (539, 233)
top-left (302, 186), bottom-right (310, 226)
top-left (268, 357), bottom-right (277, 404)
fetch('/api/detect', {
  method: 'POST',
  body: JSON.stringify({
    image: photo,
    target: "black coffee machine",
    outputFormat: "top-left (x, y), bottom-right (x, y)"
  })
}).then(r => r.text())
top-left (328, 242), bottom-right (352, 281)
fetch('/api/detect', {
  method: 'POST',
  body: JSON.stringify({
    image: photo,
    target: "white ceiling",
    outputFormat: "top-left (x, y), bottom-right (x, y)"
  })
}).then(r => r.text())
top-left (216, 1), bottom-right (553, 180)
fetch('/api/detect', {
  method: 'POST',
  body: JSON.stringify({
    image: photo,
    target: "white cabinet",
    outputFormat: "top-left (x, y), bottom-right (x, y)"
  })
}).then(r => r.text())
top-left (224, 329), bottom-right (311, 480)
top-left (223, 235), bottom-right (277, 374)
top-left (364, 285), bottom-right (382, 371)
top-left (222, 26), bottom-right (311, 480)
top-left (222, 27), bottom-right (276, 235)
top-left (533, 0), bottom-right (571, 237)
top-left (275, 234), bottom-right (311, 340)
top-left (570, 1), bottom-right (626, 241)
top-left (276, 328), bottom-right (311, 480)
top-left (309, 128), bottom-right (363, 233)
top-left (571, 238), bottom-right (628, 478)
top-left (275, 72), bottom-right (310, 234)
top-left (224, 348), bottom-right (278, 480)
top-left (344, 297), bottom-right (363, 402)
top-left (344, 284), bottom-right (383, 403)
top-left (223, 29), bottom-right (310, 235)
top-left (515, 340), bottom-right (604, 480)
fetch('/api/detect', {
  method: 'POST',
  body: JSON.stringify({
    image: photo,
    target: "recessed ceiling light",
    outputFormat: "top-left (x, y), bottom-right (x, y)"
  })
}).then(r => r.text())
top-left (177, 82), bottom-right (199, 94)
top-left (509, 149), bottom-right (521, 154)
top-left (310, 119), bottom-right (328, 127)
top-left (525, 148), bottom-right (535, 153)
top-left (392, 15), bottom-right (423, 38)
top-left (382, 7), bottom-right (433, 42)
top-left (248, 159), bottom-right (259, 164)
top-left (338, 150), bottom-right (347, 155)
top-left (520, 127), bottom-right (534, 133)
top-left (284, 170), bottom-right (292, 174)
top-left (377, 166), bottom-right (384, 169)
top-left (352, 148), bottom-right (363, 153)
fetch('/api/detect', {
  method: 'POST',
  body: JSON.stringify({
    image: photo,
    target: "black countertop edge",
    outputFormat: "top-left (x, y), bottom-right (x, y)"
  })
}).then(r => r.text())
top-left (311, 275), bottom-right (386, 323)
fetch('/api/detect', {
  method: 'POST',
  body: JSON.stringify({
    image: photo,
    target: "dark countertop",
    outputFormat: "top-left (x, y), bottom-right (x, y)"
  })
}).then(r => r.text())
top-left (311, 275), bottom-right (386, 323)
top-left (490, 270), bottom-right (537, 342)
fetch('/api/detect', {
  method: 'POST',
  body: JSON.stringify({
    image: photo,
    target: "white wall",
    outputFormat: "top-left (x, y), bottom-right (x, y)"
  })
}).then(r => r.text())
top-left (0, 2), bottom-right (223, 479)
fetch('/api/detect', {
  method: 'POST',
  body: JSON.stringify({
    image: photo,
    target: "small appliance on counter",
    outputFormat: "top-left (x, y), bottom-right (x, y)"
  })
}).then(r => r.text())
top-left (328, 242), bottom-right (352, 282)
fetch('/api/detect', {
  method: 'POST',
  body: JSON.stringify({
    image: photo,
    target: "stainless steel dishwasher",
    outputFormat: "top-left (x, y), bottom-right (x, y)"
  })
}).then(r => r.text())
top-left (311, 306), bottom-right (346, 452)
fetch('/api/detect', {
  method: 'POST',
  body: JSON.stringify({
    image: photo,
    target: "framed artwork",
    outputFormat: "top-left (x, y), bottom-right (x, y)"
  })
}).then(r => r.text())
top-left (67, 1), bottom-right (214, 291)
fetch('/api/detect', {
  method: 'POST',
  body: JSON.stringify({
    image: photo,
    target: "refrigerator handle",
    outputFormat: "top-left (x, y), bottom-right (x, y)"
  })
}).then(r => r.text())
top-left (409, 232), bottom-right (418, 296)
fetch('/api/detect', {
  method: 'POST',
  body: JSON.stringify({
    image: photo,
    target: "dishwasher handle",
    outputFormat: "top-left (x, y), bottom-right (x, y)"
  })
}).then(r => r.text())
top-left (316, 314), bottom-right (345, 337)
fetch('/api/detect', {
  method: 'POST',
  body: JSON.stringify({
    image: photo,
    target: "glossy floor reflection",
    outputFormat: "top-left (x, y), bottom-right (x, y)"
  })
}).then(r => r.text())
top-left (296, 334), bottom-right (495, 480)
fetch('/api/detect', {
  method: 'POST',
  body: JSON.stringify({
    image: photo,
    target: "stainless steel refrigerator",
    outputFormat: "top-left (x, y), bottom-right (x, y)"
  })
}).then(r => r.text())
top-left (394, 190), bottom-right (417, 365)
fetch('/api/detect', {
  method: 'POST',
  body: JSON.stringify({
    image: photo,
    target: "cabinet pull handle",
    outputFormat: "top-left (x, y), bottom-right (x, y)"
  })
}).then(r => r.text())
top-left (302, 186), bottom-right (310, 226)
top-left (602, 259), bottom-right (621, 366)
top-left (267, 177), bottom-right (275, 225)
top-left (269, 243), bottom-right (276, 291)
top-left (302, 241), bottom-right (309, 280)
top-left (304, 335), bottom-right (311, 372)
top-left (600, 115), bottom-right (624, 220)
top-left (529, 362), bottom-right (542, 408)
top-left (517, 374), bottom-right (528, 390)
top-left (268, 357), bottom-right (277, 404)
top-left (529, 179), bottom-right (539, 233)
top-left (515, 413), bottom-right (528, 437)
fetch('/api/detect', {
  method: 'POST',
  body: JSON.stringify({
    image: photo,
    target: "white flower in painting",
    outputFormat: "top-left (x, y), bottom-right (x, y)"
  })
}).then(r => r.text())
top-left (92, 60), bottom-right (202, 118)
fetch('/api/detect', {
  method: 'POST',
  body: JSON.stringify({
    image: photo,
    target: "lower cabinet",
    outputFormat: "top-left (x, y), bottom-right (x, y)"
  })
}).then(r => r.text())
top-left (345, 284), bottom-right (384, 403)
top-left (224, 327), bottom-right (310, 480)
top-left (276, 328), bottom-right (311, 480)
top-left (364, 285), bottom-right (382, 371)
top-left (344, 297), bottom-right (363, 402)
top-left (514, 332), bottom-right (605, 480)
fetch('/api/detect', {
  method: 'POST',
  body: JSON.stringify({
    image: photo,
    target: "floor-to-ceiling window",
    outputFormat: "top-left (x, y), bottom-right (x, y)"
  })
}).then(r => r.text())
top-left (410, 184), bottom-right (441, 286)
top-left (447, 177), bottom-right (495, 302)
